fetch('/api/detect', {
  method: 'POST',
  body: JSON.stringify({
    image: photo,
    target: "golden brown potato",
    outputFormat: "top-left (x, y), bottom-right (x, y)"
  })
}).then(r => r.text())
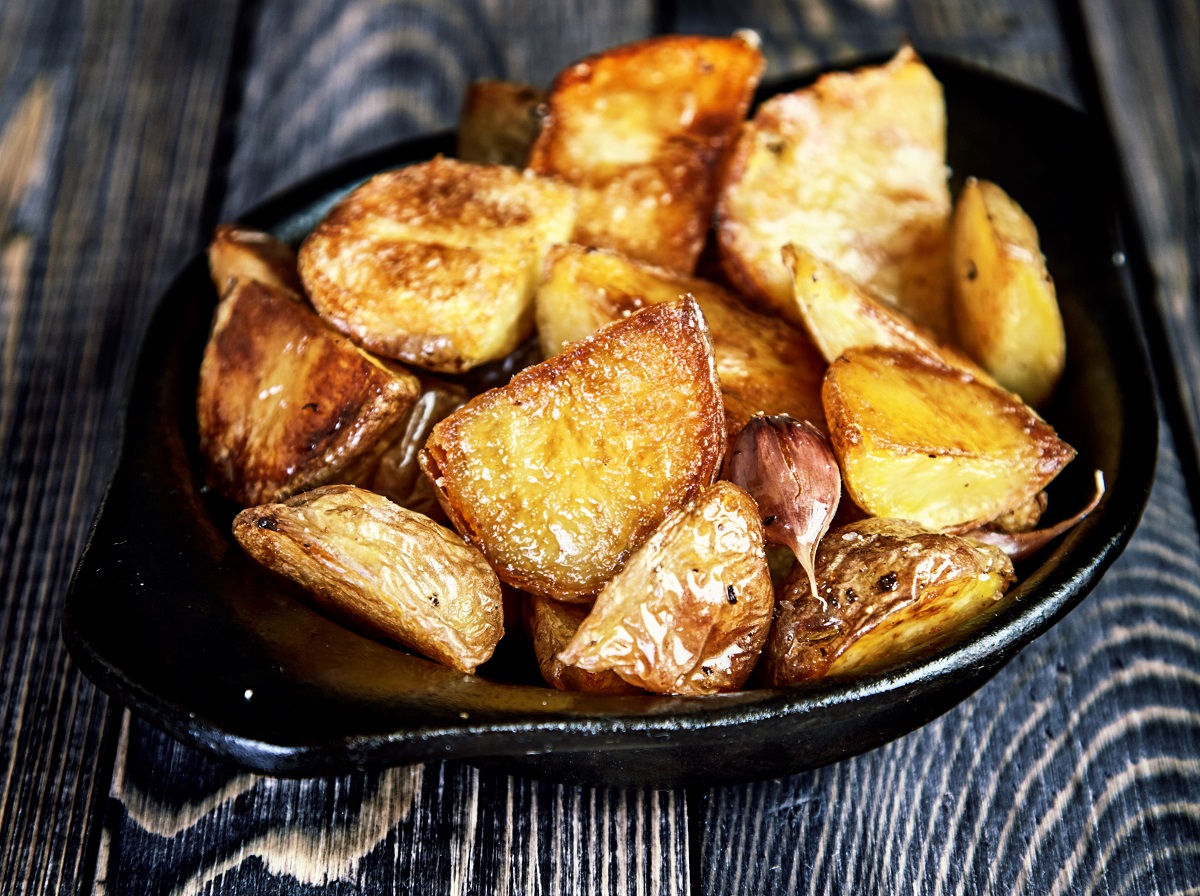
top-left (233, 485), bottom-right (503, 673)
top-left (717, 47), bottom-right (952, 336)
top-left (535, 244), bottom-right (826, 433)
top-left (783, 243), bottom-right (994, 384)
top-left (557, 481), bottom-right (773, 694)
top-left (527, 33), bottom-right (763, 273)
top-left (299, 157), bottom-right (577, 373)
top-left (197, 279), bottom-right (420, 506)
top-left (822, 347), bottom-right (1075, 532)
top-left (208, 224), bottom-right (304, 300)
top-left (951, 178), bottom-right (1066, 407)
top-left (361, 374), bottom-right (469, 521)
top-left (524, 596), bottom-right (643, 694)
top-left (762, 518), bottom-right (1016, 685)
top-left (420, 298), bottom-right (725, 601)
top-left (457, 80), bottom-right (547, 167)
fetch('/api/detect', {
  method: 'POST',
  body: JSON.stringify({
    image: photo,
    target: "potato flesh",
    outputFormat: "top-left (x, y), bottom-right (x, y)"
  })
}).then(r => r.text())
top-left (762, 518), bottom-right (1015, 684)
top-left (421, 298), bottom-right (725, 600)
top-left (234, 485), bottom-right (502, 672)
top-left (525, 596), bottom-right (643, 694)
top-left (197, 280), bottom-right (420, 506)
top-left (823, 347), bottom-right (1075, 531)
top-left (951, 178), bottom-right (1066, 407)
top-left (718, 47), bottom-right (951, 335)
top-left (299, 157), bottom-right (577, 373)
top-left (527, 34), bottom-right (763, 273)
top-left (784, 243), bottom-right (994, 385)
top-left (535, 244), bottom-right (826, 434)
top-left (558, 481), bottom-right (773, 694)
top-left (457, 80), bottom-right (546, 168)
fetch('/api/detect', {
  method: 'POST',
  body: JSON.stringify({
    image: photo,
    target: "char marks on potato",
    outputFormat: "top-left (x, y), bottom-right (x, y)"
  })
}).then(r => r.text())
top-left (197, 279), bottom-right (420, 506)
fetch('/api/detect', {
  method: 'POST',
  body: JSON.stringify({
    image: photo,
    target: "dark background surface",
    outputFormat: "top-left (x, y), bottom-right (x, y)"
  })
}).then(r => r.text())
top-left (1, 1), bottom-right (1198, 892)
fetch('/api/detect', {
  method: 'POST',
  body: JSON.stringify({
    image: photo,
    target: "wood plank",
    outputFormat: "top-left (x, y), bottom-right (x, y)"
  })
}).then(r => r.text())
top-left (98, 2), bottom-right (690, 894)
top-left (0, 0), bottom-right (244, 893)
top-left (1076, 0), bottom-right (1200, 501)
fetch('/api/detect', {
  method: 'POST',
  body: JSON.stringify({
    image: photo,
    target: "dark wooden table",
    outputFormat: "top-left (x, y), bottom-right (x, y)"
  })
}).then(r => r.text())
top-left (3, 1), bottom-right (1198, 892)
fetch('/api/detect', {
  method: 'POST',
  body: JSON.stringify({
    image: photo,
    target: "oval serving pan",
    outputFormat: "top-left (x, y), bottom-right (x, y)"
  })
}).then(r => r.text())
top-left (63, 57), bottom-right (1157, 787)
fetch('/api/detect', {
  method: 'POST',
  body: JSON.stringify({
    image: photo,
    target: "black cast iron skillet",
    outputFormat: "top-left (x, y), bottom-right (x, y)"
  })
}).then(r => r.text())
top-left (63, 56), bottom-right (1157, 787)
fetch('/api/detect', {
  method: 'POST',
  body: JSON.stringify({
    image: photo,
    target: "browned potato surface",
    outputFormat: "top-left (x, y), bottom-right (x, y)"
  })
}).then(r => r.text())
top-left (524, 596), bottom-right (643, 694)
top-left (527, 33), bottom-right (763, 273)
top-left (718, 47), bottom-right (952, 335)
top-left (299, 157), bottom-right (576, 373)
top-left (208, 224), bottom-right (304, 300)
top-left (762, 518), bottom-right (1016, 685)
top-left (233, 485), bottom-right (504, 673)
top-left (535, 244), bottom-right (826, 433)
top-left (783, 243), bottom-right (993, 384)
top-left (420, 298), bottom-right (725, 601)
top-left (557, 481), bottom-right (773, 694)
top-left (951, 178), bottom-right (1066, 407)
top-left (197, 279), bottom-right (420, 506)
top-left (457, 80), bottom-right (547, 167)
top-left (823, 347), bottom-right (1075, 532)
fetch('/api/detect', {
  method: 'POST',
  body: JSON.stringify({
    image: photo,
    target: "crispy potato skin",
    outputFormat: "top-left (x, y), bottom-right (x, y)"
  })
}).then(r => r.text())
top-left (457, 80), bottom-right (546, 167)
top-left (536, 244), bottom-right (826, 434)
top-left (233, 485), bottom-right (504, 672)
top-left (208, 224), bottom-right (304, 300)
top-left (763, 518), bottom-right (1015, 684)
top-left (783, 243), bottom-right (995, 385)
top-left (951, 178), bottom-right (1066, 407)
top-left (299, 157), bottom-right (576, 373)
top-left (524, 596), bottom-right (643, 694)
top-left (420, 298), bottom-right (726, 601)
top-left (197, 280), bottom-right (420, 506)
top-left (557, 481), bottom-right (773, 695)
top-left (822, 347), bottom-right (1075, 531)
top-left (718, 47), bottom-right (952, 335)
top-left (527, 34), bottom-right (763, 273)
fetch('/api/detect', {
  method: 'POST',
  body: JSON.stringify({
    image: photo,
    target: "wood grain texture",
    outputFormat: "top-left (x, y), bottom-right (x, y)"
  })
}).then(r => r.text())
top-left (1076, 0), bottom-right (1200, 498)
top-left (0, 1), bottom-right (243, 893)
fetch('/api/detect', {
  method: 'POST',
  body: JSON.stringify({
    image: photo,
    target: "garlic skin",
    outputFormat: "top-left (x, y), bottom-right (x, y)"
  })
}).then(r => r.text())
top-left (965, 470), bottom-right (1105, 561)
top-left (727, 414), bottom-right (841, 596)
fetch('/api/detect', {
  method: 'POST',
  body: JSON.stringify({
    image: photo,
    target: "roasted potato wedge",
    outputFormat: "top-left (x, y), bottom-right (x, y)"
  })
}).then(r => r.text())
top-left (208, 223), bottom-right (304, 300)
top-left (823, 347), bottom-right (1075, 531)
top-left (527, 33), bottom-right (763, 273)
top-left (525, 596), bottom-right (643, 694)
top-left (783, 243), bottom-right (994, 384)
top-left (233, 485), bottom-right (503, 673)
top-left (951, 178), bottom-right (1066, 407)
top-left (362, 373), bottom-right (469, 521)
top-left (535, 244), bottom-right (826, 433)
top-left (197, 279), bottom-right (420, 506)
top-left (762, 518), bottom-right (1016, 685)
top-left (457, 80), bottom-right (547, 167)
top-left (420, 298), bottom-right (725, 601)
top-left (718, 47), bottom-right (952, 335)
top-left (558, 481), bottom-right (773, 695)
top-left (299, 157), bottom-right (577, 373)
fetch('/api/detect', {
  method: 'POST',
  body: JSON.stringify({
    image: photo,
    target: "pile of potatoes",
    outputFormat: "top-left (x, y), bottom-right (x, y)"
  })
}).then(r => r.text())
top-left (198, 35), bottom-right (1082, 695)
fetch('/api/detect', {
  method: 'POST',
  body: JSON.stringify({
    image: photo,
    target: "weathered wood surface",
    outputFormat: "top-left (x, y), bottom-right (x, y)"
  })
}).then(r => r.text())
top-left (1, 0), bottom-right (1198, 893)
